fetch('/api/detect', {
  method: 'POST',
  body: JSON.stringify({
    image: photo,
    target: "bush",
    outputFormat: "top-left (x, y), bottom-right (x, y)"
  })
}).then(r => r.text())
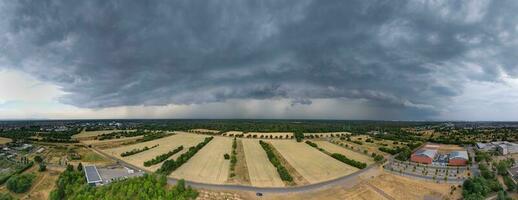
top-left (330, 153), bottom-right (367, 169)
top-left (34, 155), bottom-right (43, 163)
top-left (0, 193), bottom-right (14, 200)
top-left (144, 146), bottom-right (183, 167)
top-left (224, 153), bottom-right (230, 160)
top-left (6, 173), bottom-right (35, 193)
top-left (294, 132), bottom-right (304, 142)
top-left (39, 163), bottom-right (47, 172)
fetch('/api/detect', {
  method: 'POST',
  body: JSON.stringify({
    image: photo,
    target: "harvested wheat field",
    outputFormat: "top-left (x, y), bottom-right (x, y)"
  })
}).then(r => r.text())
top-left (170, 136), bottom-right (232, 184)
top-left (242, 139), bottom-right (284, 187)
top-left (368, 173), bottom-right (459, 200)
top-left (81, 136), bottom-right (143, 146)
top-left (0, 137), bottom-right (12, 145)
top-left (101, 133), bottom-right (207, 171)
top-left (270, 140), bottom-right (357, 183)
top-left (314, 141), bottom-right (374, 164)
top-left (72, 129), bottom-right (136, 139)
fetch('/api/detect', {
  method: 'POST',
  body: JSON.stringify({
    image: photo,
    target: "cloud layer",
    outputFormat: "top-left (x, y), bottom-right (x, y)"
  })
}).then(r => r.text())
top-left (1, 0), bottom-right (518, 119)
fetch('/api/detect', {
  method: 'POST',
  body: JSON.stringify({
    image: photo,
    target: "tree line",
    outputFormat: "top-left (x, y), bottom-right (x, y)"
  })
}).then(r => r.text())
top-left (144, 146), bottom-right (183, 167)
top-left (121, 144), bottom-right (159, 157)
top-left (259, 140), bottom-right (293, 182)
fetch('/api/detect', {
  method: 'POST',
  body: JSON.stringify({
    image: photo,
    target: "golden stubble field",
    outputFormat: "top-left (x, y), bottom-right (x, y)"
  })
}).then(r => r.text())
top-left (269, 140), bottom-right (357, 183)
top-left (257, 172), bottom-right (459, 200)
top-left (0, 136), bottom-right (12, 145)
top-left (170, 136), bottom-right (232, 184)
top-left (101, 133), bottom-right (207, 171)
top-left (241, 139), bottom-right (284, 187)
top-left (314, 141), bottom-right (374, 164)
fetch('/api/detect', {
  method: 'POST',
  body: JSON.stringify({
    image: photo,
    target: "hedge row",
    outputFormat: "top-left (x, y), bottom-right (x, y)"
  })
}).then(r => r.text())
top-left (144, 146), bottom-right (183, 167)
top-left (157, 137), bottom-right (214, 175)
top-left (259, 140), bottom-right (293, 182)
top-left (121, 144), bottom-right (159, 157)
top-left (330, 153), bottom-right (367, 169)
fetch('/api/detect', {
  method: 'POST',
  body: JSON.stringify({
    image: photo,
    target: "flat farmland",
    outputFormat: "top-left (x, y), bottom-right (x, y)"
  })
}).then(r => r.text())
top-left (270, 140), bottom-right (357, 183)
top-left (242, 139), bottom-right (284, 187)
top-left (0, 137), bottom-right (12, 144)
top-left (170, 136), bottom-right (232, 184)
top-left (72, 129), bottom-right (136, 139)
top-left (101, 133), bottom-right (207, 171)
top-left (314, 141), bottom-right (374, 165)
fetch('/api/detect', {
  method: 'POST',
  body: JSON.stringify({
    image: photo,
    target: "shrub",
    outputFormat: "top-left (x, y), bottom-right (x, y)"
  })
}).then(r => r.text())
top-left (224, 153), bottom-right (230, 160)
top-left (39, 163), bottom-right (47, 172)
top-left (294, 132), bottom-right (304, 142)
top-left (34, 155), bottom-right (43, 163)
top-left (6, 173), bottom-right (35, 193)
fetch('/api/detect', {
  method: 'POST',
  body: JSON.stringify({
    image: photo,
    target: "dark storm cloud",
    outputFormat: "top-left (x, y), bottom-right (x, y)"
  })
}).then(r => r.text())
top-left (1, 0), bottom-right (517, 118)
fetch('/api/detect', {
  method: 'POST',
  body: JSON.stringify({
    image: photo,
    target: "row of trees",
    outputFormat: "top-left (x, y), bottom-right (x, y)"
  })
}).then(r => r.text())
top-left (330, 153), bottom-right (367, 169)
top-left (229, 137), bottom-right (238, 176)
top-left (157, 137), bottom-right (214, 175)
top-left (50, 164), bottom-right (198, 200)
top-left (259, 140), bottom-right (293, 182)
top-left (121, 144), bottom-right (159, 157)
top-left (144, 146), bottom-right (183, 167)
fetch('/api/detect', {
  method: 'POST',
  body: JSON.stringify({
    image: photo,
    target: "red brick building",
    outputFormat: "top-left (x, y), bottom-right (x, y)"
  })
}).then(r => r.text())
top-left (410, 149), bottom-right (437, 164)
top-left (448, 151), bottom-right (469, 166)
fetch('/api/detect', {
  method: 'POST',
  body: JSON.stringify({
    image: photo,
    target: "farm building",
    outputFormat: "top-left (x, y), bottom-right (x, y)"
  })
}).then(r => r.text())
top-left (410, 149), bottom-right (437, 164)
top-left (84, 165), bottom-right (103, 186)
top-left (448, 151), bottom-right (469, 166)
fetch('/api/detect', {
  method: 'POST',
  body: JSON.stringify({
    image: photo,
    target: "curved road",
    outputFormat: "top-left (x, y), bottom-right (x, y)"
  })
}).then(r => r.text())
top-left (93, 146), bottom-right (381, 194)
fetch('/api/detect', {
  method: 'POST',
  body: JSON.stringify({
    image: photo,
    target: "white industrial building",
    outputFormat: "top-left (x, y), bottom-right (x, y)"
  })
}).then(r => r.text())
top-left (477, 141), bottom-right (518, 155)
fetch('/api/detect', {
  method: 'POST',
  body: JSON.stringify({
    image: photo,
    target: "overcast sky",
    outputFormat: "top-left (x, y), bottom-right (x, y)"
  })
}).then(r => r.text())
top-left (1, 0), bottom-right (518, 120)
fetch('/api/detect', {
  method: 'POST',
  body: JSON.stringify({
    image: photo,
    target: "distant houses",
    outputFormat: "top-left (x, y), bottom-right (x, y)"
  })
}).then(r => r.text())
top-left (476, 141), bottom-right (518, 155)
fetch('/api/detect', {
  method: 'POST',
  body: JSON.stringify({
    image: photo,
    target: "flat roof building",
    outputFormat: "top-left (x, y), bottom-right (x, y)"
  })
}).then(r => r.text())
top-left (411, 149), bottom-right (437, 164)
top-left (448, 151), bottom-right (469, 166)
top-left (84, 165), bottom-right (103, 186)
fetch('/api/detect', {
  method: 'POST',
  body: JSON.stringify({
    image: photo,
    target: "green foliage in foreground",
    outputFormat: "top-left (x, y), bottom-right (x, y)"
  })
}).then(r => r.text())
top-left (157, 137), bottom-right (213, 175)
top-left (259, 140), bottom-right (293, 182)
top-left (0, 193), bottom-right (14, 200)
top-left (463, 176), bottom-right (503, 200)
top-left (50, 167), bottom-right (197, 200)
top-left (330, 153), bottom-right (367, 169)
top-left (6, 173), bottom-right (35, 193)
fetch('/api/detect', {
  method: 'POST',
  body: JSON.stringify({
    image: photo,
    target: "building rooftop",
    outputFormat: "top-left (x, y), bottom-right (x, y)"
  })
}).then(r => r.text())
top-left (413, 149), bottom-right (437, 158)
top-left (449, 151), bottom-right (469, 160)
top-left (84, 165), bottom-right (102, 184)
